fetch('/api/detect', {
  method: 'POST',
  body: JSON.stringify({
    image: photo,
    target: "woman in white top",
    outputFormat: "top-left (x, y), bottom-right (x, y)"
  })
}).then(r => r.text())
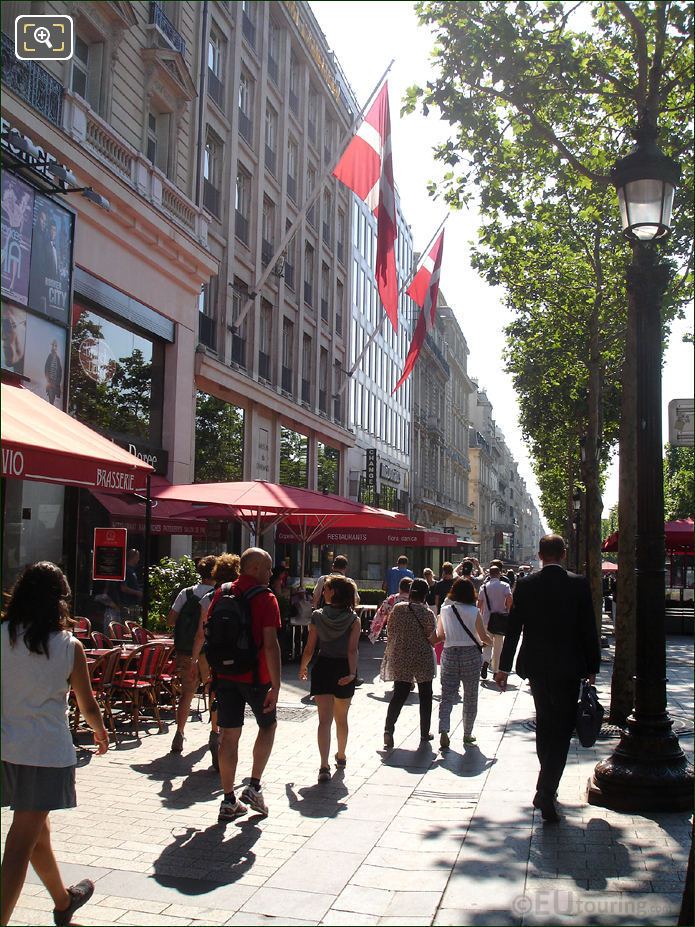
top-left (434, 577), bottom-right (492, 750)
top-left (1, 562), bottom-right (109, 927)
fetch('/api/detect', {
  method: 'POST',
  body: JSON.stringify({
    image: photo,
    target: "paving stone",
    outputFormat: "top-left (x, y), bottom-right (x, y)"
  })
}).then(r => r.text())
top-left (240, 887), bottom-right (335, 921)
top-left (333, 885), bottom-right (394, 916)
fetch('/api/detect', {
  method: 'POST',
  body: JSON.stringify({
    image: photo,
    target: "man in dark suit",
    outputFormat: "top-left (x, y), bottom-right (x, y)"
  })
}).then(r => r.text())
top-left (494, 534), bottom-right (600, 822)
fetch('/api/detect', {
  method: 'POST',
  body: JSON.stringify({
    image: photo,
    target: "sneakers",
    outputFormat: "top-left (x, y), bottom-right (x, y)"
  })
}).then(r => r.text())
top-left (240, 784), bottom-right (269, 816)
top-left (463, 734), bottom-right (477, 744)
top-left (354, 676), bottom-right (365, 688)
top-left (440, 731), bottom-right (450, 750)
top-left (480, 661), bottom-right (489, 680)
top-left (218, 798), bottom-right (247, 822)
top-left (53, 879), bottom-right (94, 926)
top-left (209, 731), bottom-right (220, 771)
top-left (383, 731), bottom-right (394, 750)
top-left (170, 730), bottom-right (184, 753)
top-left (318, 766), bottom-right (331, 783)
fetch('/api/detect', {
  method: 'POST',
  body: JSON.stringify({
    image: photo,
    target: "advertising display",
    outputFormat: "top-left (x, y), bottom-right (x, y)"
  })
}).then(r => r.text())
top-left (22, 314), bottom-right (66, 406)
top-left (27, 192), bottom-right (73, 323)
top-left (1, 173), bottom-right (34, 305)
top-left (92, 527), bottom-right (127, 582)
top-left (1, 303), bottom-right (28, 373)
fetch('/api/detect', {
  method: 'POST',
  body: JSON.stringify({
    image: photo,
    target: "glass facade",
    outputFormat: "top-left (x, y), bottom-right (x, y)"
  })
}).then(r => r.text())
top-left (194, 391), bottom-right (244, 483)
top-left (280, 426), bottom-right (308, 487)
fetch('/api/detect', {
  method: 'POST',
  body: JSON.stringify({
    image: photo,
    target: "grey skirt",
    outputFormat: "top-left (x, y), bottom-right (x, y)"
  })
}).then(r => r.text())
top-left (2, 761), bottom-right (77, 811)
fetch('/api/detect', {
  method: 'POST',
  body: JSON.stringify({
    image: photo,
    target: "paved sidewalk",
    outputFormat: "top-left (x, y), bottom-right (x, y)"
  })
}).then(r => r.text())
top-left (3, 633), bottom-right (692, 926)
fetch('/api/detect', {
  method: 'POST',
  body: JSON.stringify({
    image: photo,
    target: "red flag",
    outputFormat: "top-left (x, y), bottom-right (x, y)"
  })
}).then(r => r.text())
top-left (393, 230), bottom-right (445, 393)
top-left (333, 83), bottom-right (398, 331)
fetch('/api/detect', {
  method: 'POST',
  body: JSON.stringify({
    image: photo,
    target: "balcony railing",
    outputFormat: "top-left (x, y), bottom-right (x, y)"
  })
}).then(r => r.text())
top-left (319, 390), bottom-right (327, 414)
top-left (198, 313), bottom-right (216, 351)
top-left (208, 69), bottom-right (224, 110)
top-left (307, 204), bottom-right (316, 228)
top-left (304, 282), bottom-right (313, 306)
top-left (289, 89), bottom-right (299, 116)
top-left (242, 12), bottom-right (256, 47)
top-left (301, 378), bottom-right (311, 403)
top-left (231, 334), bottom-right (246, 367)
top-left (238, 110), bottom-right (253, 145)
top-left (261, 238), bottom-right (274, 267)
top-left (149, 2), bottom-right (186, 55)
top-left (235, 210), bottom-right (249, 244)
top-left (322, 222), bottom-right (331, 246)
top-left (281, 366), bottom-right (292, 393)
top-left (1, 33), bottom-right (63, 126)
top-left (264, 144), bottom-right (276, 175)
top-left (333, 396), bottom-right (342, 422)
top-left (284, 262), bottom-right (295, 290)
top-left (321, 299), bottom-right (329, 322)
top-left (258, 350), bottom-right (271, 382)
top-left (337, 242), bottom-right (344, 264)
top-left (203, 179), bottom-right (221, 217)
top-left (287, 174), bottom-right (297, 202)
top-left (336, 313), bottom-right (343, 336)
top-left (268, 55), bottom-right (279, 84)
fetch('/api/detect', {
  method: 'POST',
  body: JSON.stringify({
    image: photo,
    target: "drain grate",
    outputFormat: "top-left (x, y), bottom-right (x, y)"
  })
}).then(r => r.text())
top-left (244, 704), bottom-right (313, 722)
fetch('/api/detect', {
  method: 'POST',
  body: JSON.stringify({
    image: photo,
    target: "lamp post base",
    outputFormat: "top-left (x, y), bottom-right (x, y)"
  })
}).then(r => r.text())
top-left (587, 714), bottom-right (694, 812)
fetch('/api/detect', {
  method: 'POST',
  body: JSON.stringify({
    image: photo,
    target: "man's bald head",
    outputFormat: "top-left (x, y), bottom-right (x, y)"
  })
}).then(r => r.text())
top-left (240, 547), bottom-right (273, 585)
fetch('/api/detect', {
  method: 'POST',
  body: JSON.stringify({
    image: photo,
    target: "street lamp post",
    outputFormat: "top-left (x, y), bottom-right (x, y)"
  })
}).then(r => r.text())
top-left (587, 121), bottom-right (693, 811)
top-left (572, 490), bottom-right (581, 573)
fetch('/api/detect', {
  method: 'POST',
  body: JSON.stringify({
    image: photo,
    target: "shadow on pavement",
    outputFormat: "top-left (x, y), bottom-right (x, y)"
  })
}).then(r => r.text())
top-left (434, 743), bottom-right (497, 776)
top-left (152, 821), bottom-right (262, 892)
top-left (131, 744), bottom-right (220, 809)
top-left (285, 778), bottom-right (349, 817)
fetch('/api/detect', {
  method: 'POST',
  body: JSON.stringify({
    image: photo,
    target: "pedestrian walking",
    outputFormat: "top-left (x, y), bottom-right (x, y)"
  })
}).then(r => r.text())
top-left (312, 555), bottom-right (360, 607)
top-left (1, 562), bottom-right (109, 927)
top-left (381, 578), bottom-right (438, 748)
top-left (193, 548), bottom-right (282, 823)
top-left (382, 555), bottom-right (414, 596)
top-left (167, 555), bottom-right (217, 756)
top-left (433, 562), bottom-right (455, 614)
top-left (288, 583), bottom-right (312, 662)
top-left (477, 565), bottom-right (513, 680)
top-left (423, 568), bottom-right (436, 605)
top-left (368, 576), bottom-right (412, 643)
top-left (435, 577), bottom-right (492, 748)
top-left (299, 576), bottom-right (361, 781)
top-left (495, 534), bottom-right (600, 822)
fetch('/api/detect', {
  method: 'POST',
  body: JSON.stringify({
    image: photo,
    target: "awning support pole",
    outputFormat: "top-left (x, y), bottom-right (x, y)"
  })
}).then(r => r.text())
top-left (142, 474), bottom-right (152, 628)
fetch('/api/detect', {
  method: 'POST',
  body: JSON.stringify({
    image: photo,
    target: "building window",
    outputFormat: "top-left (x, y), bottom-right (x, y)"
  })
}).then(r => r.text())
top-left (323, 119), bottom-right (333, 165)
top-left (301, 334), bottom-right (312, 403)
top-left (285, 223), bottom-right (296, 291)
top-left (241, 0), bottom-right (256, 47)
top-left (281, 317), bottom-right (293, 393)
top-left (322, 190), bottom-right (332, 246)
top-left (280, 427), bottom-right (308, 487)
top-left (71, 33), bottom-right (103, 112)
top-left (287, 137), bottom-right (298, 202)
top-left (195, 391), bottom-right (244, 483)
top-left (235, 166), bottom-right (251, 244)
top-left (289, 52), bottom-right (300, 115)
top-left (308, 86), bottom-right (318, 144)
top-left (207, 29), bottom-right (225, 110)
top-left (231, 279), bottom-right (248, 367)
top-left (321, 263), bottom-right (330, 322)
top-left (146, 108), bottom-right (170, 175)
top-left (238, 71), bottom-right (254, 145)
top-left (333, 361), bottom-right (343, 422)
top-left (258, 300), bottom-right (272, 381)
top-left (203, 130), bottom-right (222, 217)
top-left (264, 104), bottom-right (277, 174)
top-left (336, 280), bottom-right (344, 336)
top-left (317, 442), bottom-right (339, 494)
top-left (268, 20), bottom-right (280, 84)
top-left (337, 208), bottom-right (346, 264)
top-left (197, 277), bottom-right (217, 350)
top-left (319, 348), bottom-right (328, 413)
top-left (306, 166), bottom-right (317, 227)
top-left (261, 198), bottom-right (275, 266)
top-left (304, 243), bottom-right (314, 306)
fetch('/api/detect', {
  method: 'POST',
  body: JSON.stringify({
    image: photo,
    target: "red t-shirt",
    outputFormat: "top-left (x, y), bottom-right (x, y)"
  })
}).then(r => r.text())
top-left (218, 575), bottom-right (281, 685)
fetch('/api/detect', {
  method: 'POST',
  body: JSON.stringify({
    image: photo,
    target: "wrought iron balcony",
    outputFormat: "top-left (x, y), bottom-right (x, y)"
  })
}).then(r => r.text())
top-left (198, 313), bottom-right (216, 351)
top-left (149, 2), bottom-right (186, 55)
top-left (268, 55), bottom-right (279, 85)
top-left (287, 174), bottom-right (297, 202)
top-left (337, 242), bottom-right (344, 264)
top-left (321, 299), bottom-right (329, 322)
top-left (281, 366), bottom-right (293, 393)
top-left (335, 313), bottom-right (343, 336)
top-left (304, 282), bottom-right (313, 306)
top-left (284, 262), bottom-right (295, 291)
top-left (235, 210), bottom-right (249, 244)
top-left (322, 222), bottom-right (331, 246)
top-left (289, 89), bottom-right (299, 116)
top-left (264, 144), bottom-right (276, 175)
top-left (231, 334), bottom-right (246, 368)
top-left (319, 390), bottom-right (327, 414)
top-left (203, 179), bottom-right (221, 217)
top-left (242, 12), bottom-right (256, 47)
top-left (208, 69), bottom-right (224, 110)
top-left (1, 33), bottom-right (63, 127)
top-left (238, 110), bottom-right (253, 146)
top-left (301, 378), bottom-right (311, 404)
top-left (258, 350), bottom-right (271, 382)
top-left (261, 238), bottom-right (274, 267)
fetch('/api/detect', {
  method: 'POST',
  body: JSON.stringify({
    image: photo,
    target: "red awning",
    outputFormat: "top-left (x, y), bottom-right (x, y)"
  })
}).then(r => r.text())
top-left (602, 518), bottom-right (694, 554)
top-left (91, 485), bottom-right (209, 536)
top-left (276, 522), bottom-right (459, 548)
top-left (1, 380), bottom-right (152, 493)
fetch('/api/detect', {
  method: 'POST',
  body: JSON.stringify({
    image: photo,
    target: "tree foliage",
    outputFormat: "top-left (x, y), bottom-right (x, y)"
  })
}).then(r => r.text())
top-left (664, 444), bottom-right (694, 519)
top-left (194, 391), bottom-right (244, 483)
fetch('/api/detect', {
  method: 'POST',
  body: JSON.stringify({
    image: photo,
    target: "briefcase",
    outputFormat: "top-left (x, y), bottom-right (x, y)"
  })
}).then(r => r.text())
top-left (575, 680), bottom-right (604, 747)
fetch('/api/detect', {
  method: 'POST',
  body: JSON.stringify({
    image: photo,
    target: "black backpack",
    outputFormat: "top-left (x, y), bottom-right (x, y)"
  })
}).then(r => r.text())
top-left (203, 583), bottom-right (267, 680)
top-left (174, 587), bottom-right (204, 655)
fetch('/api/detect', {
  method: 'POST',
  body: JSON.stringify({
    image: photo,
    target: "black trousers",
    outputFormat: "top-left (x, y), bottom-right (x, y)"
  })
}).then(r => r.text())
top-left (528, 675), bottom-right (580, 798)
top-left (385, 680), bottom-right (433, 738)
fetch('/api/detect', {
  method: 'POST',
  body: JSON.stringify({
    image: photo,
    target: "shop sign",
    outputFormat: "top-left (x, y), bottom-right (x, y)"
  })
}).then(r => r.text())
top-left (1, 117), bottom-right (73, 188)
top-left (668, 399), bottom-right (694, 448)
top-left (92, 527), bottom-right (127, 581)
top-left (113, 438), bottom-right (168, 476)
top-left (78, 336), bottom-right (117, 383)
top-left (365, 448), bottom-right (377, 487)
top-left (379, 461), bottom-right (401, 485)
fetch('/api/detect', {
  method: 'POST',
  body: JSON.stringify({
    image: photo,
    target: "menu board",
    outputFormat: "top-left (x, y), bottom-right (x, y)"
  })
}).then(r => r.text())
top-left (92, 527), bottom-right (127, 582)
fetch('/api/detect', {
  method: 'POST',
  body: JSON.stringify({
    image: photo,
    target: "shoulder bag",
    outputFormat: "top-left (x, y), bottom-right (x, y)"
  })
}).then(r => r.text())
top-left (483, 585), bottom-right (509, 636)
top-left (575, 680), bottom-right (604, 747)
top-left (449, 604), bottom-right (483, 654)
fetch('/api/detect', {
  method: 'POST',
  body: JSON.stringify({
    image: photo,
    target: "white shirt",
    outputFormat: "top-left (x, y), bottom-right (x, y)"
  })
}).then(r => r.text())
top-left (479, 578), bottom-right (511, 621)
top-left (1, 623), bottom-right (78, 767)
top-left (171, 582), bottom-right (215, 613)
top-left (439, 601), bottom-right (481, 648)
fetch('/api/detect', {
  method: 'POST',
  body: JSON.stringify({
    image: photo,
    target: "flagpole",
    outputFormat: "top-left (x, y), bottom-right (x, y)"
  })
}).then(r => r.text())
top-left (231, 60), bottom-right (395, 333)
top-left (339, 214), bottom-right (449, 396)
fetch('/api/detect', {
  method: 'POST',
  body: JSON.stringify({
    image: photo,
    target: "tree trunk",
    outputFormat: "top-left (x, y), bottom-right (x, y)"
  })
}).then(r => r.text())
top-left (610, 273), bottom-right (637, 726)
top-left (585, 294), bottom-right (604, 635)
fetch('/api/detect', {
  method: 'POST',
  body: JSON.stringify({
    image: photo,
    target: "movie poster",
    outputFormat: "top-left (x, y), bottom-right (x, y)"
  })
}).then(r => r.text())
top-left (27, 193), bottom-right (73, 324)
top-left (1, 303), bottom-right (28, 374)
top-left (1, 173), bottom-right (34, 306)
top-left (22, 314), bottom-right (67, 407)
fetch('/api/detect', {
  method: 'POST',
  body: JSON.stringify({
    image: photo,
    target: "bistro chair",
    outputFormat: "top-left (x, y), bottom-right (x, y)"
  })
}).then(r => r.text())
top-left (130, 625), bottom-right (156, 645)
top-left (113, 643), bottom-right (165, 738)
top-left (108, 621), bottom-right (129, 642)
top-left (70, 651), bottom-right (106, 733)
top-left (72, 616), bottom-right (92, 641)
top-left (90, 631), bottom-right (113, 649)
top-left (93, 647), bottom-right (124, 743)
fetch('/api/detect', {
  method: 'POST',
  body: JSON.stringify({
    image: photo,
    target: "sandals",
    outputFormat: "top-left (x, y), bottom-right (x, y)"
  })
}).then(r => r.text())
top-left (318, 766), bottom-right (331, 782)
top-left (334, 754), bottom-right (347, 768)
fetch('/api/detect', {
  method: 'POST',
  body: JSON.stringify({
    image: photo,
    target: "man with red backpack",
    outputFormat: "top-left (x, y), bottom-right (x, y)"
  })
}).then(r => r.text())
top-left (191, 548), bottom-right (281, 822)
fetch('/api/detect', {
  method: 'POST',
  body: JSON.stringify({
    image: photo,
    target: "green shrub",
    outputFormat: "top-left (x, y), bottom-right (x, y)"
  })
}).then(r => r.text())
top-left (147, 556), bottom-right (199, 631)
top-left (305, 586), bottom-right (385, 606)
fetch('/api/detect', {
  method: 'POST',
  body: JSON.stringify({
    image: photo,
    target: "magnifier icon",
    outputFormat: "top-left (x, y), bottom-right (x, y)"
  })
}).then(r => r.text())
top-left (33, 25), bottom-right (53, 48)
